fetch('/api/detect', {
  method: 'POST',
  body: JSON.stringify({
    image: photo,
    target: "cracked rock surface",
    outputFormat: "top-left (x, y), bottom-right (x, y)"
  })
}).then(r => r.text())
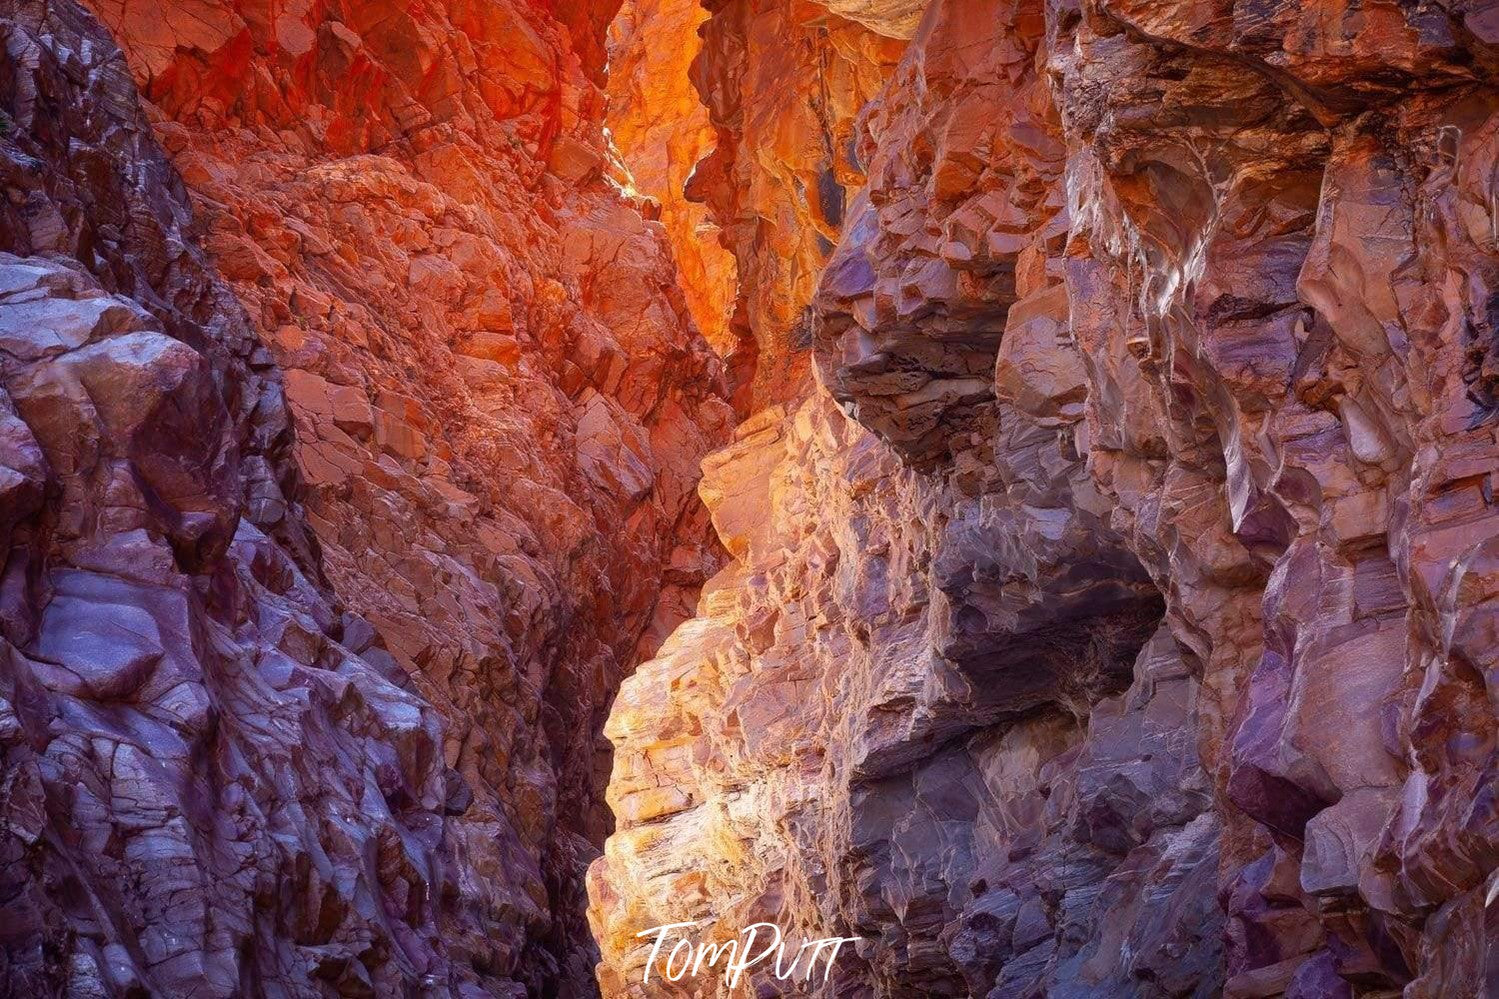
top-left (591, 0), bottom-right (1499, 995)
top-left (1, 0), bottom-right (731, 995)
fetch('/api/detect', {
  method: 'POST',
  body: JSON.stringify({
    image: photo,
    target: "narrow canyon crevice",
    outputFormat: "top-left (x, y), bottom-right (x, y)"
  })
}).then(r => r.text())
top-left (2, 0), bottom-right (1499, 998)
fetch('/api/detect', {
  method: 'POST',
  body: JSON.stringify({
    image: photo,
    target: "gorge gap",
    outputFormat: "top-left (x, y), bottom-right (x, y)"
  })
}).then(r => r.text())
top-left (0, 3), bottom-right (1497, 999)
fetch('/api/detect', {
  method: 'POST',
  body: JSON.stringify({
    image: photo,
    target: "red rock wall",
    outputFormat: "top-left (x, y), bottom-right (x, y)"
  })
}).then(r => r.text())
top-left (1, 0), bottom-right (732, 995)
top-left (0, 3), bottom-right (464, 994)
top-left (592, 0), bottom-right (1499, 995)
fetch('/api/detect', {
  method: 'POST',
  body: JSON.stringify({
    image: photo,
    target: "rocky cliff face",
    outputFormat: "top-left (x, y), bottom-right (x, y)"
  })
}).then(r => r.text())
top-left (0, 0), bottom-right (731, 995)
top-left (592, 0), bottom-right (1499, 996)
top-left (7, 0), bottom-right (1499, 995)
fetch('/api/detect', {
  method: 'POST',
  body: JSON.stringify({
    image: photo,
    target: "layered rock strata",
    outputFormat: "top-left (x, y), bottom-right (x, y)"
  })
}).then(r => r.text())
top-left (594, 0), bottom-right (1499, 995)
top-left (2, 0), bottom-right (732, 995)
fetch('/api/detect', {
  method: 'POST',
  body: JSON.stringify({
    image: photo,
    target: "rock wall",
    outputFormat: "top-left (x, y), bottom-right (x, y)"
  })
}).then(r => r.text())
top-left (592, 0), bottom-right (1499, 996)
top-left (587, 386), bottom-right (1214, 996)
top-left (8, 0), bottom-right (1499, 993)
top-left (1045, 2), bottom-right (1499, 992)
top-left (1, 0), bottom-right (732, 995)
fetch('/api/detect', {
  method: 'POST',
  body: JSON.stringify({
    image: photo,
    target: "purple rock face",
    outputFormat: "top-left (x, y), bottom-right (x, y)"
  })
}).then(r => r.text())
top-left (0, 4), bottom-right (472, 994)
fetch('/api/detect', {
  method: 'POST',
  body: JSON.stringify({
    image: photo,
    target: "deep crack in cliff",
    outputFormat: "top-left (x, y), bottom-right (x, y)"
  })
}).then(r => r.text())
top-left (5, 0), bottom-right (1499, 996)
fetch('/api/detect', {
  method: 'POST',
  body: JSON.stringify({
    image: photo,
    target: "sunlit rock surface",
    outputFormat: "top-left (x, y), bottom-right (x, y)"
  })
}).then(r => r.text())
top-left (607, 0), bottom-right (738, 363)
top-left (592, 0), bottom-right (1499, 995)
top-left (686, 0), bottom-right (903, 407)
top-left (588, 384), bottom-right (1211, 996)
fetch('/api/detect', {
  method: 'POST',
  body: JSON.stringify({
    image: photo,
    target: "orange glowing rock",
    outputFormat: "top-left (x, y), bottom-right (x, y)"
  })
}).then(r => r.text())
top-left (607, 0), bottom-right (737, 361)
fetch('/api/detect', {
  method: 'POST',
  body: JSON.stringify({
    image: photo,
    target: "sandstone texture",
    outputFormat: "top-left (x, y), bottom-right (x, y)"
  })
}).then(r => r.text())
top-left (2, 0), bottom-right (731, 995)
top-left (593, 0), bottom-right (1499, 995)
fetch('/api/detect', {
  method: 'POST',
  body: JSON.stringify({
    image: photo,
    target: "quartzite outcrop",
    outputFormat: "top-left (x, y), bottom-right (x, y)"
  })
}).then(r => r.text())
top-left (592, 0), bottom-right (1499, 996)
top-left (0, 0), bottom-right (732, 995)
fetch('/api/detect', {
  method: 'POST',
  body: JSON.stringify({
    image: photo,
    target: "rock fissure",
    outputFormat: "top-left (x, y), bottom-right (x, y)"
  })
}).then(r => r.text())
top-left (3, 0), bottom-right (1499, 996)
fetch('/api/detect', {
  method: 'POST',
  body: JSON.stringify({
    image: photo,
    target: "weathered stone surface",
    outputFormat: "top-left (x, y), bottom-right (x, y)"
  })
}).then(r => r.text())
top-left (607, 0), bottom-right (738, 359)
top-left (592, 0), bottom-right (1499, 995)
top-left (804, 0), bottom-right (927, 39)
top-left (12, 0), bottom-right (1499, 993)
top-left (589, 373), bottom-right (1207, 995)
top-left (814, 0), bottom-right (1068, 469)
top-left (0, 4), bottom-right (466, 995)
top-left (85, 0), bottom-right (741, 989)
top-left (2, 0), bottom-right (732, 995)
top-left (1047, 2), bottom-right (1499, 992)
top-left (686, 0), bottom-right (903, 407)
